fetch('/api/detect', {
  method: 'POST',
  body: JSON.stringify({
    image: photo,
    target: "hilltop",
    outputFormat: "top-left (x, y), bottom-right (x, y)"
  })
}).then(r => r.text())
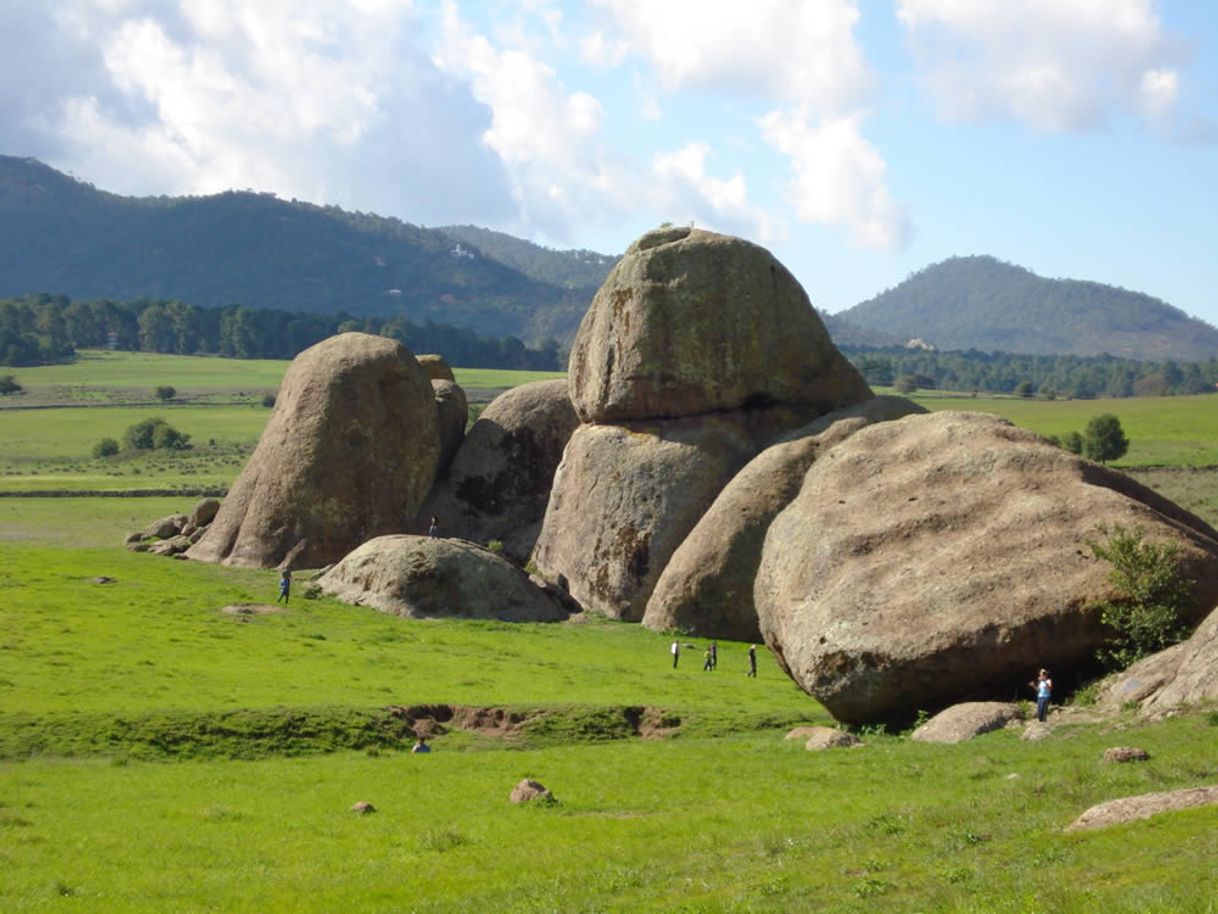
top-left (0, 156), bottom-right (603, 344)
top-left (834, 255), bottom-right (1218, 361)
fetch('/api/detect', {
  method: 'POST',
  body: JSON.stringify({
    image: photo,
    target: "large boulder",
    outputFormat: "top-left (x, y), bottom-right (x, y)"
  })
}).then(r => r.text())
top-left (188, 333), bottom-right (439, 569)
top-left (567, 226), bottom-right (871, 423)
top-left (318, 535), bottom-right (568, 621)
top-left (530, 416), bottom-right (755, 620)
top-left (416, 380), bottom-right (579, 558)
top-left (642, 397), bottom-right (925, 641)
top-left (755, 411), bottom-right (1218, 724)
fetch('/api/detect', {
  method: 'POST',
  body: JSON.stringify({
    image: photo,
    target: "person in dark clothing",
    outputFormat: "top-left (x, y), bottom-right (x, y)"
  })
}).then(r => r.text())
top-left (428, 515), bottom-right (440, 538)
top-left (747, 644), bottom-right (757, 677)
top-left (277, 569), bottom-right (291, 604)
top-left (709, 641), bottom-right (718, 670)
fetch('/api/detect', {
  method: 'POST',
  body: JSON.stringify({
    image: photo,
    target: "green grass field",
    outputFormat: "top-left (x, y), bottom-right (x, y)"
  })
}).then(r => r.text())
top-left (3, 351), bottom-right (1218, 912)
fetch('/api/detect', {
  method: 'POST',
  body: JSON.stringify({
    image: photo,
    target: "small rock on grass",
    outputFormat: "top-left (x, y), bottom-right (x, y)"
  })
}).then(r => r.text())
top-left (510, 779), bottom-right (556, 805)
top-left (1103, 746), bottom-right (1151, 763)
top-left (351, 801), bottom-right (376, 815)
top-left (1066, 785), bottom-right (1218, 832)
top-left (804, 728), bottom-right (863, 751)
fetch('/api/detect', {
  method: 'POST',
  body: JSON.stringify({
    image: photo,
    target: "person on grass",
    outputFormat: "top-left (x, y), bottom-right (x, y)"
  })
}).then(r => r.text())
top-left (276, 569), bottom-right (291, 604)
top-left (1030, 668), bottom-right (1053, 722)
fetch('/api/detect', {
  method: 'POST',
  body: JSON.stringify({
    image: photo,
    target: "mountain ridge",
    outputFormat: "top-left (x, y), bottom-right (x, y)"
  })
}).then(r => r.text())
top-left (835, 255), bottom-right (1218, 361)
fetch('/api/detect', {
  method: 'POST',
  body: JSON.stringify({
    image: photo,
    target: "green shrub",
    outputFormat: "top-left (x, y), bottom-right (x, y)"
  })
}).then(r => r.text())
top-left (1087, 523), bottom-right (1194, 670)
top-left (1083, 413), bottom-right (1129, 464)
top-left (0, 374), bottom-right (21, 395)
top-left (123, 417), bottom-right (190, 451)
top-left (261, 393), bottom-right (276, 408)
top-left (92, 437), bottom-right (120, 458)
top-left (155, 385), bottom-right (176, 402)
top-left (1062, 430), bottom-right (1084, 455)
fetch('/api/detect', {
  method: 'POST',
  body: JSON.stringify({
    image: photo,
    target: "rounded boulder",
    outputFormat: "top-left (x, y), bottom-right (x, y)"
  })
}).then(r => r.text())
top-left (188, 333), bottom-right (439, 569)
top-left (318, 535), bottom-right (568, 622)
top-left (755, 411), bottom-right (1218, 724)
top-left (568, 226), bottom-right (871, 423)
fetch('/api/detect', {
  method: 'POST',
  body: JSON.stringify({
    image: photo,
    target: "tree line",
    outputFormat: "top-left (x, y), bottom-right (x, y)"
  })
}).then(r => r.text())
top-left (844, 346), bottom-right (1218, 399)
top-left (0, 293), bottom-right (563, 370)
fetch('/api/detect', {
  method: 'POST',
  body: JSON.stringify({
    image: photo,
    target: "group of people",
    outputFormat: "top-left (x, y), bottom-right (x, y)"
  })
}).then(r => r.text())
top-left (670, 640), bottom-right (758, 677)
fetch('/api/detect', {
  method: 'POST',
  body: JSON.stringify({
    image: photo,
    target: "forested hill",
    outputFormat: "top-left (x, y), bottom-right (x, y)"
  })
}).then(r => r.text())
top-left (438, 225), bottom-right (617, 292)
top-left (0, 156), bottom-right (600, 344)
top-left (836, 255), bottom-right (1218, 361)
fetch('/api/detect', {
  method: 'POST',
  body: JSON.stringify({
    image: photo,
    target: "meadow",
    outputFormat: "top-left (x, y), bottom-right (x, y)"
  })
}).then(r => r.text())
top-left (2, 351), bottom-right (1218, 912)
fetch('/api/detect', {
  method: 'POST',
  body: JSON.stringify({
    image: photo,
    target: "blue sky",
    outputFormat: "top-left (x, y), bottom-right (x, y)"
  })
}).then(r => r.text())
top-left (1, 0), bottom-right (1214, 325)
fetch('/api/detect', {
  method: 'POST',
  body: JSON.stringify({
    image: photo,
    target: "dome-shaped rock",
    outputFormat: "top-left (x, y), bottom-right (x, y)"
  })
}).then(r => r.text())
top-left (567, 226), bottom-right (871, 423)
top-left (188, 333), bottom-right (439, 569)
top-left (318, 535), bottom-right (567, 621)
top-left (642, 396), bottom-right (925, 641)
top-left (755, 411), bottom-right (1218, 724)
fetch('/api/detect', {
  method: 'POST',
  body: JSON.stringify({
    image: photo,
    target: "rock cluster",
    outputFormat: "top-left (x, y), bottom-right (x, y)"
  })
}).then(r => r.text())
top-left (126, 497), bottom-right (220, 556)
top-left (531, 226), bottom-right (873, 619)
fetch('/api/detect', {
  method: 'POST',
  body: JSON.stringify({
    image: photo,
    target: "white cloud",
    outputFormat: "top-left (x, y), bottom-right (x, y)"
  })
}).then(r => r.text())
top-left (589, 0), bottom-right (870, 114)
top-left (760, 110), bottom-right (908, 250)
top-left (897, 0), bottom-right (1182, 131)
top-left (652, 142), bottom-right (780, 242)
top-left (2, 0), bottom-right (515, 225)
top-left (433, 1), bottom-right (634, 239)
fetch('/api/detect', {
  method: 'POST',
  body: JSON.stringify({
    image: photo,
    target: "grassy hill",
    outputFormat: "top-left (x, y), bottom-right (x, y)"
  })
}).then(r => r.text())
top-left (0, 157), bottom-right (601, 344)
top-left (836, 255), bottom-right (1218, 361)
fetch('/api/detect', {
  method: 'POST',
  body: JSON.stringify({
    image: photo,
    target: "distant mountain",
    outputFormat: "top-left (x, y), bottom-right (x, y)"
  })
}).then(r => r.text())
top-left (0, 156), bottom-right (607, 344)
top-left (835, 255), bottom-right (1218, 361)
top-left (438, 224), bottom-right (617, 292)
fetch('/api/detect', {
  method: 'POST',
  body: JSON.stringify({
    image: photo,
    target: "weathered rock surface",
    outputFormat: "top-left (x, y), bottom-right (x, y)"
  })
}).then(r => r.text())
top-left (189, 497), bottom-right (221, 529)
top-left (432, 379), bottom-right (468, 475)
top-left (144, 514), bottom-right (186, 539)
top-left (530, 416), bottom-right (755, 620)
top-left (188, 333), bottom-right (439, 569)
top-left (416, 354), bottom-right (454, 382)
top-left (755, 411), bottom-right (1218, 724)
top-left (318, 535), bottom-right (567, 622)
top-left (416, 380), bottom-right (578, 558)
top-left (1099, 604), bottom-right (1218, 716)
top-left (803, 728), bottom-right (863, 751)
top-left (148, 535), bottom-right (191, 556)
top-left (910, 702), bottom-right (1023, 744)
top-left (1066, 786), bottom-right (1218, 832)
top-left (783, 726), bottom-right (825, 741)
top-left (568, 226), bottom-right (871, 423)
top-left (642, 397), bottom-right (926, 640)
top-left (510, 779), bottom-right (555, 804)
top-left (1021, 721), bottom-right (1054, 741)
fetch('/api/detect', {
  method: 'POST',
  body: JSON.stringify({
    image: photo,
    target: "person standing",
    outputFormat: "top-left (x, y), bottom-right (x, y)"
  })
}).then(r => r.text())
top-left (747, 644), bottom-right (757, 678)
top-left (276, 568), bottom-right (291, 604)
top-left (1030, 669), bottom-right (1053, 722)
top-left (702, 645), bottom-right (713, 671)
top-left (428, 515), bottom-right (440, 538)
top-left (671, 640), bottom-right (680, 668)
top-left (709, 641), bottom-right (718, 670)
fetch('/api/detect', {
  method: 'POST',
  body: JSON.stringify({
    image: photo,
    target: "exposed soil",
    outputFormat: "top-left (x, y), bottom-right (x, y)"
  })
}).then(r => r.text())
top-left (219, 603), bottom-right (284, 616)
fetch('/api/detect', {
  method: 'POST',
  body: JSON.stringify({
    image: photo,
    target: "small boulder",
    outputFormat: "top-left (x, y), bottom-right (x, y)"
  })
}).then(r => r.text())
top-left (1021, 721), bottom-right (1054, 742)
top-left (1103, 746), bottom-right (1151, 764)
top-left (126, 541), bottom-right (151, 553)
top-left (910, 702), bottom-right (1023, 744)
top-left (416, 354), bottom-right (455, 382)
top-left (124, 531), bottom-right (144, 545)
top-left (803, 728), bottom-right (863, 751)
top-left (351, 801), bottom-right (377, 815)
top-left (188, 497), bottom-right (222, 529)
top-left (90, 576), bottom-right (116, 585)
top-left (1066, 786), bottom-right (1218, 832)
top-left (148, 535), bottom-right (192, 556)
top-left (143, 514), bottom-right (187, 539)
top-left (318, 535), bottom-right (568, 622)
top-left (510, 779), bottom-right (556, 804)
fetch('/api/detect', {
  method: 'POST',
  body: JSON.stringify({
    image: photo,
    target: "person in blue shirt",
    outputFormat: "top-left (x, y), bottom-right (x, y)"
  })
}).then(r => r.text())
top-left (276, 569), bottom-right (291, 604)
top-left (1030, 669), bottom-right (1053, 722)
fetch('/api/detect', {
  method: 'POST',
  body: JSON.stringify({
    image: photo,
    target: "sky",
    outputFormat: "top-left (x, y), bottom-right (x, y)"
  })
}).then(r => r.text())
top-left (1, 0), bottom-right (1215, 323)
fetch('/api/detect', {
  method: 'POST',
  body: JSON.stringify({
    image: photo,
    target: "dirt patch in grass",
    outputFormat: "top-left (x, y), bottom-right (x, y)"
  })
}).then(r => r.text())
top-left (219, 603), bottom-right (284, 616)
